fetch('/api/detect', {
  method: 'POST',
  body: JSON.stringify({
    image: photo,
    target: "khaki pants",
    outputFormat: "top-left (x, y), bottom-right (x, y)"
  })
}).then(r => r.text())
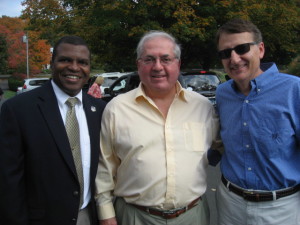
top-left (114, 197), bottom-right (210, 225)
top-left (216, 180), bottom-right (300, 225)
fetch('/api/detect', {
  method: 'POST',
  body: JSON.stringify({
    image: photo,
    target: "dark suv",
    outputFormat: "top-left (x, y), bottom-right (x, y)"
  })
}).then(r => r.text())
top-left (102, 71), bottom-right (221, 105)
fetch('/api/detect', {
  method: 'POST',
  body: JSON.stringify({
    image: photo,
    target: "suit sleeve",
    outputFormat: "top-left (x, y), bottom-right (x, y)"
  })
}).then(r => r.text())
top-left (0, 102), bottom-right (28, 224)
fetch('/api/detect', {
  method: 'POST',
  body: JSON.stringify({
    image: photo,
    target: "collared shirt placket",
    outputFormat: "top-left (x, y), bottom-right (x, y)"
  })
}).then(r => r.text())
top-left (164, 106), bottom-right (176, 209)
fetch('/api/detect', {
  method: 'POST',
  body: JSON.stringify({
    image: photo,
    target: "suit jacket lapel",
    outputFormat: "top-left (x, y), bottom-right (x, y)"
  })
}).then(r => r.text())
top-left (37, 82), bottom-right (78, 178)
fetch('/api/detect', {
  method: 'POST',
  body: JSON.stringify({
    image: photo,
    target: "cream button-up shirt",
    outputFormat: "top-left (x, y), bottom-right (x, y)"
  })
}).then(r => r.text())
top-left (95, 82), bottom-right (219, 220)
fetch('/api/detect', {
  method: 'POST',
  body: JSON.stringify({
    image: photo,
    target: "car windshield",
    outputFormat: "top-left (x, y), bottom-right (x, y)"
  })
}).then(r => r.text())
top-left (182, 75), bottom-right (220, 92)
top-left (103, 77), bottom-right (119, 87)
top-left (28, 79), bottom-right (48, 86)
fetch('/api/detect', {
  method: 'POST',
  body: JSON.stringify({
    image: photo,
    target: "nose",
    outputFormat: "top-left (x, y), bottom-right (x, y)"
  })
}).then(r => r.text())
top-left (69, 61), bottom-right (80, 71)
top-left (230, 50), bottom-right (241, 63)
top-left (152, 58), bottom-right (163, 70)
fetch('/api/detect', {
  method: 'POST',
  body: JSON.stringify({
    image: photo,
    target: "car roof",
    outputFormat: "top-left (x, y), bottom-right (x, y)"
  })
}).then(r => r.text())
top-left (181, 70), bottom-right (217, 75)
top-left (95, 72), bottom-right (123, 78)
top-left (24, 77), bottom-right (49, 81)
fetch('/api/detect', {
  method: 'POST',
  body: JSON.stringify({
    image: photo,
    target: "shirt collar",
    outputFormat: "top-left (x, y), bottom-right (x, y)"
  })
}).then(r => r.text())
top-left (51, 80), bottom-right (83, 108)
top-left (134, 81), bottom-right (188, 102)
top-left (230, 62), bottom-right (277, 93)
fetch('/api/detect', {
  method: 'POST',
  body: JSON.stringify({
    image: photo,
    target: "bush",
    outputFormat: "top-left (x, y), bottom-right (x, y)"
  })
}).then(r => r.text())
top-left (287, 56), bottom-right (300, 77)
top-left (8, 74), bottom-right (25, 91)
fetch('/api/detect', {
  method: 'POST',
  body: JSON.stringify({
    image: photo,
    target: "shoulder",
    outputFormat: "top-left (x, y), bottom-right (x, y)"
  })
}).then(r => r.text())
top-left (182, 88), bottom-right (213, 110)
top-left (4, 86), bottom-right (45, 109)
top-left (108, 88), bottom-right (136, 105)
top-left (216, 80), bottom-right (232, 95)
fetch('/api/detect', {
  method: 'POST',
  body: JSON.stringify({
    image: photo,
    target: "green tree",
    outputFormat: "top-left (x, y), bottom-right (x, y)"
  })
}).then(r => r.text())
top-left (22, 0), bottom-right (300, 71)
top-left (213, 0), bottom-right (300, 65)
top-left (21, 0), bottom-right (72, 46)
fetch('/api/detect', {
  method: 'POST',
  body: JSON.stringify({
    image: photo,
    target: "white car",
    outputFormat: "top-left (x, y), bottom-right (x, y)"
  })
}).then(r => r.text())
top-left (21, 78), bottom-right (50, 93)
top-left (93, 72), bottom-right (124, 94)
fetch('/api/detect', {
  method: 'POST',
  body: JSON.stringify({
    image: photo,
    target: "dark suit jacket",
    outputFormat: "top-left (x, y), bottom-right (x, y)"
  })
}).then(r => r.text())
top-left (0, 81), bottom-right (106, 225)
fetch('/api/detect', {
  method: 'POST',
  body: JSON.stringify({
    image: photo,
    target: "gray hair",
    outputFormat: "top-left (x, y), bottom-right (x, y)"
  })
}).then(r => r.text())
top-left (136, 30), bottom-right (181, 59)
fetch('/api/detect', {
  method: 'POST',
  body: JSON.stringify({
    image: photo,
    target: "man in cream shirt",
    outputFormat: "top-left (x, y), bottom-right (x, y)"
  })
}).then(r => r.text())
top-left (95, 30), bottom-right (219, 225)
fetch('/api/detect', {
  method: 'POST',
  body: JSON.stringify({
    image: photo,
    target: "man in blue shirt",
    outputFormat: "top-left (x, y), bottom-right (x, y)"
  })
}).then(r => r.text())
top-left (215, 18), bottom-right (300, 225)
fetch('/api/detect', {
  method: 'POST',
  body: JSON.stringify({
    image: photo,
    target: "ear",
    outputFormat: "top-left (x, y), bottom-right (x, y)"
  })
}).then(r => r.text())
top-left (258, 42), bottom-right (265, 59)
top-left (136, 59), bottom-right (141, 69)
top-left (178, 59), bottom-right (181, 68)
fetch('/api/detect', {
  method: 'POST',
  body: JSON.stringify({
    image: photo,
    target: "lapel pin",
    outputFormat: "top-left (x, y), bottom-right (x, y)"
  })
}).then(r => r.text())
top-left (91, 106), bottom-right (96, 112)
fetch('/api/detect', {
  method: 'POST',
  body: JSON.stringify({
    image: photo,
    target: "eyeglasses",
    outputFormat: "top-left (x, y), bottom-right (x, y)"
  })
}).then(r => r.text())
top-left (138, 56), bottom-right (178, 66)
top-left (218, 42), bottom-right (257, 59)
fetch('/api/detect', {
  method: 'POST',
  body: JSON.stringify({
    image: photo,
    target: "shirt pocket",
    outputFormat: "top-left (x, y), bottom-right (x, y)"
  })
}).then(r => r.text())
top-left (258, 118), bottom-right (294, 158)
top-left (183, 122), bottom-right (207, 152)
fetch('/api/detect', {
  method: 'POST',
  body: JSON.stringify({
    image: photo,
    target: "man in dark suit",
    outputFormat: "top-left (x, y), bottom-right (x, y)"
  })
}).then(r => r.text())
top-left (0, 36), bottom-right (106, 225)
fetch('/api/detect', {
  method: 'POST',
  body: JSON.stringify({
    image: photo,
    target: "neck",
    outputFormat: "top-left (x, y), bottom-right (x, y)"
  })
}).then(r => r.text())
top-left (144, 85), bottom-right (177, 118)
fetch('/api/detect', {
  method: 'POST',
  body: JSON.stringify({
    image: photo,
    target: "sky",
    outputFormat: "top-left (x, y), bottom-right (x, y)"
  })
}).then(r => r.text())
top-left (0, 0), bottom-right (24, 17)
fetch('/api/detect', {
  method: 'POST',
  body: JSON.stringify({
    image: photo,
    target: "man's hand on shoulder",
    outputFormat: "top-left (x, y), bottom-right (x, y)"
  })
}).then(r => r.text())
top-left (99, 217), bottom-right (117, 225)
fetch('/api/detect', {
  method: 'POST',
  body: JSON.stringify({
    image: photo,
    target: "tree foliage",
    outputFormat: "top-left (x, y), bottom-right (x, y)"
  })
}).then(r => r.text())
top-left (22, 0), bottom-right (300, 71)
top-left (0, 16), bottom-right (52, 75)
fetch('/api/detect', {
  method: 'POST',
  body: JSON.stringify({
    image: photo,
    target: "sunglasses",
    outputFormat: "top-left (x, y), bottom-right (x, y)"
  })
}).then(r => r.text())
top-left (218, 42), bottom-right (257, 59)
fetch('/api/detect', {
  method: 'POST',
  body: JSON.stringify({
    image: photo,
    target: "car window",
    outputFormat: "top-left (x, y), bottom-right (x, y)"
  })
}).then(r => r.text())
top-left (183, 75), bottom-right (220, 91)
top-left (103, 77), bottom-right (120, 87)
top-left (112, 76), bottom-right (127, 92)
top-left (29, 79), bottom-right (48, 86)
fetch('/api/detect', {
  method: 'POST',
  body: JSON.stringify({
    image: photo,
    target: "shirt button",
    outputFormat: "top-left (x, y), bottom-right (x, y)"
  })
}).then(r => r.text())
top-left (73, 191), bottom-right (79, 196)
top-left (243, 122), bottom-right (247, 126)
top-left (246, 145), bottom-right (250, 148)
top-left (248, 167), bottom-right (252, 171)
top-left (72, 218), bottom-right (76, 222)
top-left (258, 89), bottom-right (261, 92)
top-left (245, 100), bottom-right (249, 103)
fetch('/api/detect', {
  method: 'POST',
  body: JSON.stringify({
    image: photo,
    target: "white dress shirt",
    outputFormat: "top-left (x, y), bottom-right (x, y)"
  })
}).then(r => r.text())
top-left (51, 80), bottom-right (91, 209)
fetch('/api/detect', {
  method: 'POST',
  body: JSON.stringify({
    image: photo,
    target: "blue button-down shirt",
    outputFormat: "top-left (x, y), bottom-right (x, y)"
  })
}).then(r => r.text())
top-left (216, 62), bottom-right (300, 190)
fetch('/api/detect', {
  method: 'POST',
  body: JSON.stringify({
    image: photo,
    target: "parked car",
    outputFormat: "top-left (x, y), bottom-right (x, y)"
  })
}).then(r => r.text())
top-left (102, 72), bottom-right (140, 102)
top-left (102, 71), bottom-right (221, 105)
top-left (84, 72), bottom-right (129, 94)
top-left (180, 70), bottom-right (221, 105)
top-left (21, 78), bottom-right (50, 93)
top-left (16, 86), bottom-right (23, 95)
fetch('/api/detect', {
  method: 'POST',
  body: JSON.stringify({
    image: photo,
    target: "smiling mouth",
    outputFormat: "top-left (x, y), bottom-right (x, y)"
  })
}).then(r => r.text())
top-left (230, 63), bottom-right (247, 71)
top-left (65, 75), bottom-right (80, 80)
top-left (151, 75), bottom-right (166, 78)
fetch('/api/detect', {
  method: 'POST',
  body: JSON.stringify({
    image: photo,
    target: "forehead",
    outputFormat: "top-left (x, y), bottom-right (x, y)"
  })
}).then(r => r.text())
top-left (142, 37), bottom-right (175, 56)
top-left (55, 43), bottom-right (90, 59)
top-left (218, 32), bottom-right (254, 49)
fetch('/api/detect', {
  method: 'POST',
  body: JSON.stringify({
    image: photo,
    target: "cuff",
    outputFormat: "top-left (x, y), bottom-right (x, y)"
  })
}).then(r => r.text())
top-left (96, 202), bottom-right (116, 220)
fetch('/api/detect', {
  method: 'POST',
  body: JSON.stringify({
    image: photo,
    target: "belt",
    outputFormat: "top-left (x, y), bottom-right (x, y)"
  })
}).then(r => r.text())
top-left (130, 197), bottom-right (201, 219)
top-left (222, 175), bottom-right (300, 202)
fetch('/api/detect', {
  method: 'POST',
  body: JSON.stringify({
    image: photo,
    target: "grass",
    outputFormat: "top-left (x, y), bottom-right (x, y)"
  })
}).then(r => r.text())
top-left (4, 90), bottom-right (16, 100)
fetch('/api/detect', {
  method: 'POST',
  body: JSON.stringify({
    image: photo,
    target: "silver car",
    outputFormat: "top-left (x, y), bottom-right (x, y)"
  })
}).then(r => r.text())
top-left (21, 78), bottom-right (49, 93)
